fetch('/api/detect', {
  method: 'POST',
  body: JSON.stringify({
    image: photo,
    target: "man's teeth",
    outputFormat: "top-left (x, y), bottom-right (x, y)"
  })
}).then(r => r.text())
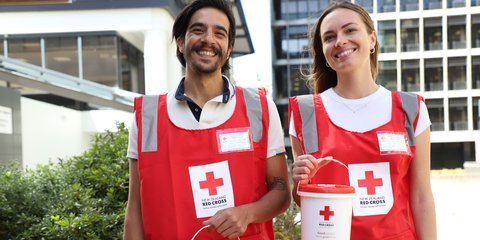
top-left (337, 49), bottom-right (354, 58)
top-left (198, 51), bottom-right (215, 56)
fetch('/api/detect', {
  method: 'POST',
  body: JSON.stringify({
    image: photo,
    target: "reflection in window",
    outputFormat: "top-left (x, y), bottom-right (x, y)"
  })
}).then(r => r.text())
top-left (8, 38), bottom-right (41, 66)
top-left (448, 57), bottom-right (466, 90)
top-left (82, 35), bottom-right (118, 87)
top-left (0, 38), bottom-right (3, 56)
top-left (473, 0), bottom-right (480, 6)
top-left (378, 61), bottom-right (397, 90)
top-left (401, 0), bottom-right (418, 11)
top-left (401, 19), bottom-right (419, 52)
top-left (425, 58), bottom-right (443, 91)
top-left (448, 0), bottom-right (465, 8)
top-left (378, 20), bottom-right (396, 53)
top-left (356, 0), bottom-right (373, 13)
top-left (275, 65), bottom-right (289, 99)
top-left (424, 17), bottom-right (442, 51)
top-left (472, 15), bottom-right (480, 48)
top-left (120, 39), bottom-right (145, 93)
top-left (273, 26), bottom-right (287, 59)
top-left (290, 65), bottom-right (310, 96)
top-left (402, 59), bottom-right (420, 92)
top-left (473, 56), bottom-right (480, 89)
top-left (448, 15), bottom-right (466, 49)
top-left (424, 0), bottom-right (442, 9)
top-left (378, 0), bottom-right (396, 12)
top-left (474, 97), bottom-right (480, 130)
top-left (287, 26), bottom-right (309, 59)
top-left (275, 0), bottom-right (331, 20)
top-left (45, 36), bottom-right (79, 77)
top-left (449, 98), bottom-right (468, 131)
top-left (426, 99), bottom-right (444, 131)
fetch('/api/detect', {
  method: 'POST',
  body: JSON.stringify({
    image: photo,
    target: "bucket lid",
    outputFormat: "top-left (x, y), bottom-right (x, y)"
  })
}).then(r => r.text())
top-left (299, 184), bottom-right (355, 194)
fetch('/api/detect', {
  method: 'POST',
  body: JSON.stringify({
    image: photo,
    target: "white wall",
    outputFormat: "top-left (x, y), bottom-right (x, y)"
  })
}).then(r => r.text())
top-left (21, 98), bottom-right (132, 169)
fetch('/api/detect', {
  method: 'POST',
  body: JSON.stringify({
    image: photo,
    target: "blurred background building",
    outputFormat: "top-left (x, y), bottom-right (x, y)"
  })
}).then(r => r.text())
top-left (0, 0), bottom-right (253, 168)
top-left (271, 0), bottom-right (480, 169)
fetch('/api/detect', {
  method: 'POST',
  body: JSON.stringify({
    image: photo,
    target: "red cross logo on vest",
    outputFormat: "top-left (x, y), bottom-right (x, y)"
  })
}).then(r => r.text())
top-left (319, 206), bottom-right (334, 221)
top-left (358, 170), bottom-right (383, 195)
top-left (199, 171), bottom-right (224, 196)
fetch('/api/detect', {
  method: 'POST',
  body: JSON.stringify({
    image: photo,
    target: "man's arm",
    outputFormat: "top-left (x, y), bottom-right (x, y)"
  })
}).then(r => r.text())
top-left (409, 128), bottom-right (437, 240)
top-left (204, 154), bottom-right (291, 239)
top-left (123, 160), bottom-right (144, 239)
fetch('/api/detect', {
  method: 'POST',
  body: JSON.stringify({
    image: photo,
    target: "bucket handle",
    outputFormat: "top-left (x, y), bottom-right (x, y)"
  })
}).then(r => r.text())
top-left (296, 156), bottom-right (349, 195)
top-left (191, 225), bottom-right (241, 240)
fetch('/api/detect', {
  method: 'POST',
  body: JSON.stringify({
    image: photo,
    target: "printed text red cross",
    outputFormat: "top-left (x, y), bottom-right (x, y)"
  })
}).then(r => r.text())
top-left (358, 170), bottom-right (383, 195)
top-left (199, 171), bottom-right (224, 196)
top-left (320, 206), bottom-right (334, 221)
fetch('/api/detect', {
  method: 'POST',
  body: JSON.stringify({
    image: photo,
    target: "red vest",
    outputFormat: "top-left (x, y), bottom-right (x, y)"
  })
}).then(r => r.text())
top-left (289, 91), bottom-right (422, 240)
top-left (134, 87), bottom-right (273, 239)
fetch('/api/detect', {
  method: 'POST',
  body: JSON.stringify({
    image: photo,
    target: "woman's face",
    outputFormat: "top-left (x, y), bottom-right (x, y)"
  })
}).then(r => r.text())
top-left (319, 8), bottom-right (376, 74)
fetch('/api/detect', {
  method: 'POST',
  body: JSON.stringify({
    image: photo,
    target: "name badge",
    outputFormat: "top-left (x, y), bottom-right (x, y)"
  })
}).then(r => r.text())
top-left (377, 132), bottom-right (410, 155)
top-left (216, 127), bottom-right (253, 153)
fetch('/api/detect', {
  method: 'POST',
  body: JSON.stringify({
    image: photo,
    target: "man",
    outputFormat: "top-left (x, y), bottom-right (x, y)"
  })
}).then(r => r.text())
top-left (123, 0), bottom-right (290, 239)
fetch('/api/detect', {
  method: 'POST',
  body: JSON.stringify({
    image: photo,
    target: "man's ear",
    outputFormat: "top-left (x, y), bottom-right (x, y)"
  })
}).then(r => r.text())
top-left (176, 37), bottom-right (185, 53)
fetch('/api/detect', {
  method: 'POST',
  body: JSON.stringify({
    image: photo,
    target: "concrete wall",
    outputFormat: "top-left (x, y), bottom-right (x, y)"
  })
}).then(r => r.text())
top-left (21, 97), bottom-right (132, 169)
top-left (0, 87), bottom-right (22, 166)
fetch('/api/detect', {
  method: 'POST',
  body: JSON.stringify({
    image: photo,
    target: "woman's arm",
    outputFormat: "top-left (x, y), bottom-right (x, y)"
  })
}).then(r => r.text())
top-left (409, 128), bottom-right (437, 240)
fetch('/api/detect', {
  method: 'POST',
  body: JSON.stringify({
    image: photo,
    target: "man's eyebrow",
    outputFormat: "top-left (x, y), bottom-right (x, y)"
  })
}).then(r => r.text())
top-left (189, 22), bottom-right (228, 34)
top-left (322, 22), bottom-right (357, 36)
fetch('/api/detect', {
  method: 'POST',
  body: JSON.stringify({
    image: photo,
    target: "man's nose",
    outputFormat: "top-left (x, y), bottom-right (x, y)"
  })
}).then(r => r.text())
top-left (202, 30), bottom-right (215, 43)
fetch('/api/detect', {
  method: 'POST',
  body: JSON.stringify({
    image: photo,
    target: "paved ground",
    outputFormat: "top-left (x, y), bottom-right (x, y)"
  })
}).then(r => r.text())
top-left (431, 167), bottom-right (480, 240)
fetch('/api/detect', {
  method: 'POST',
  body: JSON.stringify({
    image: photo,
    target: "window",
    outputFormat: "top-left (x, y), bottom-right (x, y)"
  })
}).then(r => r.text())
top-left (474, 97), bottom-right (480, 130)
top-left (119, 38), bottom-right (145, 93)
top-left (473, 0), bottom-right (480, 6)
top-left (424, 0), bottom-right (442, 9)
top-left (401, 59), bottom-right (420, 91)
top-left (472, 15), bottom-right (480, 48)
top-left (424, 17), bottom-right (442, 51)
top-left (425, 58), bottom-right (443, 91)
top-left (473, 56), bottom-right (480, 89)
top-left (378, 60), bottom-right (397, 90)
top-left (448, 0), bottom-right (465, 8)
top-left (0, 38), bottom-right (3, 56)
top-left (290, 65), bottom-right (310, 96)
top-left (82, 35), bottom-right (119, 87)
top-left (356, 0), bottom-right (373, 13)
top-left (273, 26), bottom-right (287, 59)
top-left (378, 0), bottom-right (396, 12)
top-left (288, 25), bottom-right (309, 59)
top-left (448, 15), bottom-right (466, 49)
top-left (378, 20), bottom-right (397, 53)
top-left (401, 19), bottom-right (419, 52)
top-left (401, 0), bottom-right (418, 11)
top-left (8, 37), bottom-right (41, 66)
top-left (45, 36), bottom-right (79, 77)
top-left (426, 99), bottom-right (445, 131)
top-left (448, 57), bottom-right (466, 90)
top-left (449, 98), bottom-right (468, 131)
top-left (275, 65), bottom-right (289, 99)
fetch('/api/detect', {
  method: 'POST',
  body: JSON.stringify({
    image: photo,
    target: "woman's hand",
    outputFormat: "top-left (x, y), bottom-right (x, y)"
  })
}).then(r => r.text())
top-left (292, 155), bottom-right (333, 184)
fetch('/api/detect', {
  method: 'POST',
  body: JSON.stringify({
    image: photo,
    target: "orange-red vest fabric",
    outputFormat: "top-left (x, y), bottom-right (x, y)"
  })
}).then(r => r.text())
top-left (135, 87), bottom-right (273, 239)
top-left (289, 91), bottom-right (422, 240)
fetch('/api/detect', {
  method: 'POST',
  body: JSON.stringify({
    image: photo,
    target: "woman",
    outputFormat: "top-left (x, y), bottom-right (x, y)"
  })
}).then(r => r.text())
top-left (289, 1), bottom-right (436, 239)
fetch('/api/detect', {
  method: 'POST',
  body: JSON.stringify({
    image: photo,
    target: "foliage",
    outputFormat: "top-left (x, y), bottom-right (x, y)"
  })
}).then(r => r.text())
top-left (0, 123), bottom-right (129, 239)
top-left (273, 194), bottom-right (301, 240)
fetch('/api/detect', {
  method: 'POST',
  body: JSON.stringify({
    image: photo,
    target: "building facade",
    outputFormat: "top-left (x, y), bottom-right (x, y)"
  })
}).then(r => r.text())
top-left (0, 0), bottom-right (253, 167)
top-left (272, 0), bottom-right (480, 168)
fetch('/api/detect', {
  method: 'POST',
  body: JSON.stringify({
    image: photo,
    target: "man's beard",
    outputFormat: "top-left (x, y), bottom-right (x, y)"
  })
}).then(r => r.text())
top-left (186, 43), bottom-right (227, 74)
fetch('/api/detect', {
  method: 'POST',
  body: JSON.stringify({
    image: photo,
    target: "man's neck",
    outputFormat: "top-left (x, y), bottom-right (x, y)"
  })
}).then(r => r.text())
top-left (183, 71), bottom-right (225, 108)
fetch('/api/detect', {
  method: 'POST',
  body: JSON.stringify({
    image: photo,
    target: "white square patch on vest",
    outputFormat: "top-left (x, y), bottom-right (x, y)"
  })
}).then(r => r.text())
top-left (188, 161), bottom-right (235, 218)
top-left (216, 128), bottom-right (253, 153)
top-left (377, 132), bottom-right (409, 155)
top-left (349, 162), bottom-right (394, 216)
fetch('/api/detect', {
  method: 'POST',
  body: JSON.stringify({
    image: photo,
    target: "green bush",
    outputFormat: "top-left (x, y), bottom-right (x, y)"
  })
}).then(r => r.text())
top-left (0, 122), bottom-right (301, 239)
top-left (0, 123), bottom-right (129, 239)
